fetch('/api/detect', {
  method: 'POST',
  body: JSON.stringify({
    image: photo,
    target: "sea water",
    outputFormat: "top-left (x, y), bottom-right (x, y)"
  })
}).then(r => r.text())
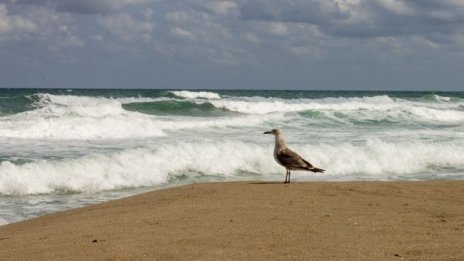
top-left (0, 89), bottom-right (463, 225)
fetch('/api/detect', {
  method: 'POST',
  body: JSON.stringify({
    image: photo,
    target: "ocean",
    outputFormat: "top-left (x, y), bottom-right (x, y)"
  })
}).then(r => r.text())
top-left (1, 89), bottom-right (463, 225)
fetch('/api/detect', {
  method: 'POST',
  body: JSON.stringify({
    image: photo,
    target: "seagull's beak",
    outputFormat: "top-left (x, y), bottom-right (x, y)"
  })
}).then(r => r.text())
top-left (264, 131), bottom-right (271, 134)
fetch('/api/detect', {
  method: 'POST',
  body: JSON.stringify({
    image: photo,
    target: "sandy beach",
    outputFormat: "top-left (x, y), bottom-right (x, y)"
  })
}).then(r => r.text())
top-left (1, 181), bottom-right (464, 260)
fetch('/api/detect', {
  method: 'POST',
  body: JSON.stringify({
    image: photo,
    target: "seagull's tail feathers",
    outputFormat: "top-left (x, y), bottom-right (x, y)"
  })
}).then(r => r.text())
top-left (307, 167), bottom-right (325, 173)
top-left (301, 158), bottom-right (325, 173)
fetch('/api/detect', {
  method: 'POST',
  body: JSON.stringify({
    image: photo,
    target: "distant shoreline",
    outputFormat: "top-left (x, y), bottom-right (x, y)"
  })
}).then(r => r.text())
top-left (1, 180), bottom-right (463, 260)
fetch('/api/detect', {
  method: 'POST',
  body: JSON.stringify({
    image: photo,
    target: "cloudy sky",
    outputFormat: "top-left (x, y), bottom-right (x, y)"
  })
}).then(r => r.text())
top-left (0, 0), bottom-right (463, 90)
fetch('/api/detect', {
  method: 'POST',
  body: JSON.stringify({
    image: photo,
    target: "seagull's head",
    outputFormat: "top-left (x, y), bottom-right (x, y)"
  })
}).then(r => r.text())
top-left (264, 128), bottom-right (281, 136)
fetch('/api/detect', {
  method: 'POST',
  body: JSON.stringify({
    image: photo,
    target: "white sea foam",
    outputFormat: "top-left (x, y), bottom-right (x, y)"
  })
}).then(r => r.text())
top-left (0, 114), bottom-right (166, 139)
top-left (156, 114), bottom-right (281, 131)
top-left (0, 218), bottom-right (8, 226)
top-left (424, 94), bottom-right (464, 103)
top-left (116, 96), bottom-right (174, 104)
top-left (32, 93), bottom-right (125, 117)
top-left (0, 95), bottom-right (166, 139)
top-left (170, 90), bottom-right (221, 99)
top-left (0, 113), bottom-right (273, 139)
top-left (33, 93), bottom-right (171, 111)
top-left (1, 93), bottom-right (462, 140)
top-left (433, 94), bottom-right (451, 102)
top-left (208, 95), bottom-right (464, 123)
top-left (406, 106), bottom-right (464, 123)
top-left (209, 96), bottom-right (396, 114)
top-left (0, 94), bottom-right (272, 139)
top-left (1, 139), bottom-right (462, 195)
top-left (310, 139), bottom-right (464, 176)
top-left (0, 141), bottom-right (275, 195)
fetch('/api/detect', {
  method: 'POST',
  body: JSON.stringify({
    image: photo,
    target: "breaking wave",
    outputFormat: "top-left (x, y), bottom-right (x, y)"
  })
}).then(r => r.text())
top-left (122, 100), bottom-right (234, 117)
top-left (1, 139), bottom-right (462, 195)
top-left (170, 90), bottom-right (221, 99)
top-left (0, 94), bottom-right (273, 139)
top-left (0, 141), bottom-right (274, 195)
top-left (207, 95), bottom-right (464, 123)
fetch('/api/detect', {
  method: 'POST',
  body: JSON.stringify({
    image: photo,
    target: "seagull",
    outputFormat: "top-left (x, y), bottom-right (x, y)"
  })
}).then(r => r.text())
top-left (264, 128), bottom-right (325, 183)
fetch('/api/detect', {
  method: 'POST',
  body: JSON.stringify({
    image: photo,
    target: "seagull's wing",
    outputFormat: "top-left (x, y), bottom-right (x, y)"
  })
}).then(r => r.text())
top-left (277, 147), bottom-right (313, 170)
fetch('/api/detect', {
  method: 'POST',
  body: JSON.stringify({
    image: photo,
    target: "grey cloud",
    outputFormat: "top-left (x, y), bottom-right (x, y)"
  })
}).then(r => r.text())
top-left (56, 1), bottom-right (117, 15)
top-left (2, 0), bottom-right (147, 15)
top-left (1, 0), bottom-right (463, 90)
top-left (238, 0), bottom-right (464, 40)
top-left (239, 0), bottom-right (350, 25)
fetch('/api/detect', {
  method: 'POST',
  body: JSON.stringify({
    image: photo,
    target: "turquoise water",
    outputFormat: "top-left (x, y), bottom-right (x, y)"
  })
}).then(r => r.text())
top-left (0, 89), bottom-right (463, 224)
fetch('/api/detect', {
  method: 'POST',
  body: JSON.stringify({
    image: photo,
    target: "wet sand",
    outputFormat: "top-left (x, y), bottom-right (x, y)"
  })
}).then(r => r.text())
top-left (1, 181), bottom-right (464, 260)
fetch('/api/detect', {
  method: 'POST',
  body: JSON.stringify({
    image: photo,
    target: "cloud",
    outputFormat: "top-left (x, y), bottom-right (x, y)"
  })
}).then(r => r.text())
top-left (206, 1), bottom-right (238, 16)
top-left (56, 0), bottom-right (117, 15)
top-left (56, 24), bottom-right (85, 47)
top-left (243, 32), bottom-right (259, 44)
top-left (267, 22), bottom-right (288, 36)
top-left (0, 4), bottom-right (35, 35)
top-left (239, 0), bottom-right (351, 25)
top-left (165, 10), bottom-right (210, 25)
top-left (56, 0), bottom-right (160, 15)
top-left (170, 26), bottom-right (194, 40)
top-left (164, 8), bottom-right (243, 65)
top-left (143, 8), bottom-right (153, 20)
top-left (238, 0), bottom-right (464, 40)
top-left (376, 0), bottom-right (414, 15)
top-left (0, 0), bottom-right (463, 90)
top-left (3, 0), bottom-right (158, 15)
top-left (100, 13), bottom-right (154, 41)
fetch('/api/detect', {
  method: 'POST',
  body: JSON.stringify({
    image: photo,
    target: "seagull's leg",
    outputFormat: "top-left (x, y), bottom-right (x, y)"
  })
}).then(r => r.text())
top-left (288, 170), bottom-right (291, 183)
top-left (285, 169), bottom-right (289, 183)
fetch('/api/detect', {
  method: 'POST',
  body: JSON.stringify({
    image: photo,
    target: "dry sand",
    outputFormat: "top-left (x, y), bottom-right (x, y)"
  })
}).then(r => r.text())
top-left (1, 181), bottom-right (464, 260)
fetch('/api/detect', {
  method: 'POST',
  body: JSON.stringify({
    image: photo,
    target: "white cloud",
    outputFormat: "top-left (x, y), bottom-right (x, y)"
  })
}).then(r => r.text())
top-left (9, 0), bottom-right (161, 15)
top-left (244, 32), bottom-right (259, 44)
top-left (268, 22), bottom-right (287, 36)
top-left (333, 0), bottom-right (361, 12)
top-left (56, 24), bottom-right (85, 47)
top-left (92, 34), bottom-right (104, 42)
top-left (165, 11), bottom-right (188, 23)
top-left (100, 13), bottom-right (154, 41)
top-left (287, 45), bottom-right (321, 58)
top-left (376, 0), bottom-right (414, 15)
top-left (204, 47), bottom-right (240, 65)
top-left (59, 34), bottom-right (85, 47)
top-left (164, 8), bottom-right (240, 64)
top-left (143, 8), bottom-right (154, 20)
top-left (206, 1), bottom-right (238, 15)
top-left (0, 4), bottom-right (36, 35)
top-left (170, 26), bottom-right (194, 40)
top-left (166, 10), bottom-right (210, 25)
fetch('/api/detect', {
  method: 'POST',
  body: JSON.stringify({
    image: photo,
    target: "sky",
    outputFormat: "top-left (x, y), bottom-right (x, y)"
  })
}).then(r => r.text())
top-left (0, 0), bottom-right (463, 91)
